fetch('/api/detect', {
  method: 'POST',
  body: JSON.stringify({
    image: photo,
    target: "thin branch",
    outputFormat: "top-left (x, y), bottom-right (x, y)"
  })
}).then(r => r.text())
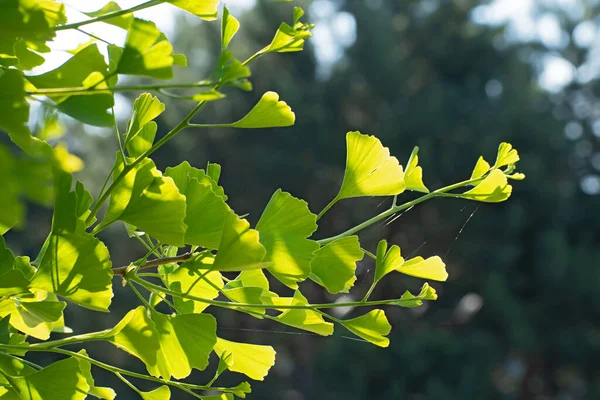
top-left (112, 252), bottom-right (193, 276)
top-left (26, 81), bottom-right (216, 97)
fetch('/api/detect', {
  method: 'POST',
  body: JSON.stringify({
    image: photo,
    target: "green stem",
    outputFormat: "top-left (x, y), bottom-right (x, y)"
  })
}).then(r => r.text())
top-left (187, 123), bottom-right (235, 129)
top-left (316, 196), bottom-right (338, 221)
top-left (111, 107), bottom-right (127, 162)
top-left (131, 275), bottom-right (433, 310)
top-left (26, 81), bottom-right (216, 97)
top-left (316, 177), bottom-right (482, 246)
top-left (112, 251), bottom-right (194, 276)
top-left (54, 0), bottom-right (166, 31)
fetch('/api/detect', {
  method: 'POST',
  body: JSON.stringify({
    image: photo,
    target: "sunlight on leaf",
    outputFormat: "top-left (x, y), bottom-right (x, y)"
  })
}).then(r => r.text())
top-left (397, 256), bottom-right (448, 281)
top-left (214, 338), bottom-right (276, 381)
top-left (404, 147), bottom-right (429, 193)
top-left (77, 350), bottom-right (117, 400)
top-left (229, 92), bottom-right (295, 128)
top-left (374, 239), bottom-right (402, 283)
top-left (125, 93), bottom-right (164, 157)
top-left (276, 291), bottom-right (334, 336)
top-left (107, 306), bottom-right (160, 368)
top-left (212, 211), bottom-right (267, 272)
top-left (257, 7), bottom-right (312, 55)
top-left (470, 156), bottom-right (491, 180)
top-left (256, 190), bottom-right (319, 289)
top-left (310, 236), bottom-right (364, 294)
top-left (461, 169), bottom-right (512, 202)
top-left (391, 283), bottom-right (438, 307)
top-left (340, 309), bottom-right (391, 348)
top-left (83, 1), bottom-right (133, 29)
top-left (101, 155), bottom-right (187, 245)
top-left (140, 385), bottom-right (171, 400)
top-left (168, 0), bottom-right (218, 20)
top-left (222, 6), bottom-right (240, 50)
top-left (336, 131), bottom-right (406, 200)
top-left (494, 142), bottom-right (520, 168)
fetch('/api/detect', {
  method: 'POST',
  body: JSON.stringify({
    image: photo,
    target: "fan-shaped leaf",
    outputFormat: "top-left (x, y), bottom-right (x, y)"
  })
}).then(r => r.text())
top-left (494, 142), bottom-right (519, 168)
top-left (221, 7), bottom-right (239, 50)
top-left (212, 211), bottom-right (267, 272)
top-left (214, 338), bottom-right (276, 381)
top-left (373, 240), bottom-right (402, 283)
top-left (470, 156), bottom-right (491, 180)
top-left (340, 309), bottom-right (391, 348)
top-left (310, 236), bottom-right (364, 294)
top-left (397, 256), bottom-right (448, 281)
top-left (461, 169), bottom-right (512, 203)
top-left (336, 131), bottom-right (406, 200)
top-left (83, 2), bottom-right (133, 29)
top-left (168, 0), bottom-right (218, 20)
top-left (256, 190), bottom-right (319, 289)
top-left (404, 147), bottom-right (429, 193)
top-left (229, 92), bottom-right (295, 128)
top-left (276, 291), bottom-right (333, 336)
top-left (391, 283), bottom-right (438, 307)
top-left (257, 7), bottom-right (312, 54)
top-left (101, 155), bottom-right (187, 245)
top-left (140, 386), bottom-right (171, 400)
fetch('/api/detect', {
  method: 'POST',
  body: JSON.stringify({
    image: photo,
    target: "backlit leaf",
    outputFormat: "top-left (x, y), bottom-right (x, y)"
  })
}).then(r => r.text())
top-left (168, 0), bottom-right (218, 20)
top-left (404, 147), bottom-right (429, 193)
top-left (212, 212), bottom-right (267, 272)
top-left (397, 256), bottom-right (448, 281)
top-left (391, 283), bottom-right (438, 307)
top-left (493, 142), bottom-right (519, 168)
top-left (77, 350), bottom-right (117, 400)
top-left (256, 190), bottom-right (319, 289)
top-left (276, 291), bottom-right (334, 336)
top-left (31, 170), bottom-right (113, 311)
top-left (124, 93), bottom-right (164, 157)
top-left (148, 311), bottom-right (217, 379)
top-left (461, 169), bottom-right (512, 202)
top-left (256, 8), bottom-right (312, 55)
top-left (374, 240), bottom-right (402, 283)
top-left (83, 1), bottom-right (133, 29)
top-left (213, 337), bottom-right (276, 381)
top-left (340, 309), bottom-right (391, 347)
top-left (116, 18), bottom-right (183, 80)
top-left (2, 357), bottom-right (89, 400)
top-left (101, 155), bottom-right (187, 245)
top-left (310, 236), bottom-right (364, 294)
top-left (0, 298), bottom-right (66, 340)
top-left (221, 6), bottom-right (239, 50)
top-left (229, 92), bottom-right (295, 128)
top-left (336, 131), bottom-right (406, 200)
top-left (140, 386), bottom-right (171, 400)
top-left (470, 156), bottom-right (491, 180)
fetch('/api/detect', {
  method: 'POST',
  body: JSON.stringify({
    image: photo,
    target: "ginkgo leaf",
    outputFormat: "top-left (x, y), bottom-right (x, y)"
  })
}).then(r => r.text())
top-left (124, 93), bottom-right (164, 157)
top-left (168, 0), bottom-right (218, 20)
top-left (77, 350), bottom-right (117, 400)
top-left (31, 170), bottom-right (113, 311)
top-left (276, 291), bottom-right (334, 336)
top-left (461, 169), bottom-right (512, 202)
top-left (0, 298), bottom-right (66, 340)
top-left (0, 236), bottom-right (15, 275)
top-left (116, 18), bottom-right (183, 80)
top-left (310, 236), bottom-right (364, 294)
top-left (100, 154), bottom-right (187, 245)
top-left (140, 386), bottom-right (171, 400)
top-left (374, 240), bottom-right (402, 283)
top-left (397, 256), bottom-right (448, 281)
top-left (404, 147), bottom-right (429, 193)
top-left (148, 311), bottom-right (217, 380)
top-left (212, 211), bottom-right (267, 272)
top-left (106, 306), bottom-right (160, 368)
top-left (470, 156), bottom-right (491, 180)
top-left (256, 8), bottom-right (312, 54)
top-left (256, 189), bottom-right (319, 289)
top-left (336, 131), bottom-right (406, 200)
top-left (391, 283), bottom-right (438, 307)
top-left (165, 161), bottom-right (227, 201)
top-left (0, 270), bottom-right (30, 296)
top-left (83, 1), bottom-right (133, 29)
top-left (493, 142), bottom-right (520, 168)
top-left (228, 270), bottom-right (270, 291)
top-left (3, 357), bottom-right (89, 400)
top-left (213, 337), bottom-right (276, 381)
top-left (0, 69), bottom-right (52, 158)
top-left (222, 286), bottom-right (270, 315)
top-left (221, 6), bottom-right (239, 50)
top-left (212, 51), bottom-right (251, 88)
top-left (165, 258), bottom-right (224, 314)
top-left (229, 92), bottom-right (295, 128)
top-left (26, 44), bottom-right (114, 126)
top-left (340, 309), bottom-right (391, 348)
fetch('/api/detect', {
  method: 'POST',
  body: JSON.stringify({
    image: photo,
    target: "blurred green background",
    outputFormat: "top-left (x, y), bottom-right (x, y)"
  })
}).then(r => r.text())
top-left (4, 0), bottom-right (600, 399)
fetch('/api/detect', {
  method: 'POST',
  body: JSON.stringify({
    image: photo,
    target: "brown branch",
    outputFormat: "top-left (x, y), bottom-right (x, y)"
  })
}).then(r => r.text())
top-left (112, 252), bottom-right (193, 276)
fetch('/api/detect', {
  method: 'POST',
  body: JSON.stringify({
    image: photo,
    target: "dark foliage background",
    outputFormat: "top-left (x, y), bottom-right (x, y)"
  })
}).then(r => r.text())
top-left (5, 0), bottom-right (600, 399)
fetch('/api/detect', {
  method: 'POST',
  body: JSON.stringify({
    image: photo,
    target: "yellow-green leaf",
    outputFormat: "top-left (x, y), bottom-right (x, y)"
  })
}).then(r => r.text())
top-left (229, 92), bottom-right (295, 128)
top-left (404, 147), bottom-right (429, 193)
top-left (214, 337), bottom-right (276, 381)
top-left (470, 156), bottom-right (491, 180)
top-left (168, 0), bottom-right (218, 20)
top-left (397, 256), bottom-right (448, 281)
top-left (256, 190), bottom-right (319, 289)
top-left (336, 131), bottom-right (406, 200)
top-left (493, 142), bottom-right (520, 168)
top-left (140, 386), bottom-right (171, 400)
top-left (276, 291), bottom-right (334, 336)
top-left (83, 1), bottom-right (133, 30)
top-left (340, 309), bottom-right (391, 348)
top-left (310, 236), bottom-right (364, 294)
top-left (221, 6), bottom-right (239, 50)
top-left (373, 240), bottom-right (403, 283)
top-left (461, 169), bottom-right (512, 203)
top-left (212, 211), bottom-right (267, 272)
